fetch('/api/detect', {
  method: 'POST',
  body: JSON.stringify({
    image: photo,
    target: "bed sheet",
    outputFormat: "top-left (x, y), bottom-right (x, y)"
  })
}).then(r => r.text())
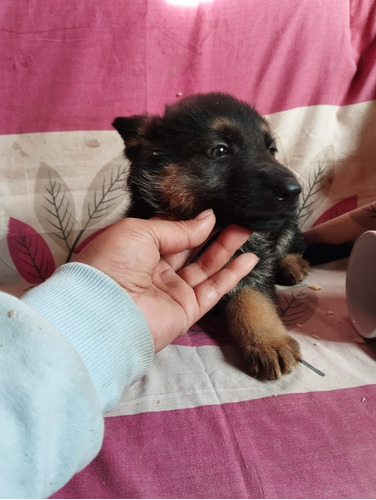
top-left (1, 0), bottom-right (376, 498)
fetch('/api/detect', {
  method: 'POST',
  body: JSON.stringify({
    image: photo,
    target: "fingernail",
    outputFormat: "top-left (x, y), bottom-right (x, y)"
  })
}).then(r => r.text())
top-left (195, 208), bottom-right (213, 220)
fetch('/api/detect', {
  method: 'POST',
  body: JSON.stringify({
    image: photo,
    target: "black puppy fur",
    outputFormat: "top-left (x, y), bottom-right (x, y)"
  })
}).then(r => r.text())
top-left (113, 92), bottom-right (309, 380)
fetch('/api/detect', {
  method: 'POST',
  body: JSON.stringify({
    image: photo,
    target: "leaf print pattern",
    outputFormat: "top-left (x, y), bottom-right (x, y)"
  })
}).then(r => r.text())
top-left (34, 162), bottom-right (77, 252)
top-left (278, 285), bottom-right (318, 328)
top-left (82, 155), bottom-right (129, 230)
top-left (66, 155), bottom-right (128, 261)
top-left (5, 155), bottom-right (129, 282)
top-left (7, 217), bottom-right (56, 283)
top-left (298, 161), bottom-right (328, 225)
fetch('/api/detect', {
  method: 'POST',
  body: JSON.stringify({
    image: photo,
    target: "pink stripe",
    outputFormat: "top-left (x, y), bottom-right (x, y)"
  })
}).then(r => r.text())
top-left (173, 319), bottom-right (233, 347)
top-left (53, 385), bottom-right (376, 498)
top-left (1, 0), bottom-right (376, 135)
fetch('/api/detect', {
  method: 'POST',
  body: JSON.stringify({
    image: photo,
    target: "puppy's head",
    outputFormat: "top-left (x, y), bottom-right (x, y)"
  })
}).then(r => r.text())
top-left (113, 92), bottom-right (301, 231)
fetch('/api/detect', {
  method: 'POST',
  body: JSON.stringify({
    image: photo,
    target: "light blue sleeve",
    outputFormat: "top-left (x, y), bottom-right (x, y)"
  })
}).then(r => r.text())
top-left (0, 263), bottom-right (154, 499)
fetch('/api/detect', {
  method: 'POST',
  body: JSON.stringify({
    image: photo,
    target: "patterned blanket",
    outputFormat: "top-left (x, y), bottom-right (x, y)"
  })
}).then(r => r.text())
top-left (1, 1), bottom-right (375, 497)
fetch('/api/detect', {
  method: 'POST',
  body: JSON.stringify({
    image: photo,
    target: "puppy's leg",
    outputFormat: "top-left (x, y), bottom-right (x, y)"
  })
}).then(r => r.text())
top-left (276, 253), bottom-right (309, 286)
top-left (226, 287), bottom-right (301, 380)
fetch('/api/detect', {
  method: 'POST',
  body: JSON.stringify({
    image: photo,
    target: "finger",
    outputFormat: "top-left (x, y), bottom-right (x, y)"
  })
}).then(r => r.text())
top-left (191, 252), bottom-right (259, 321)
top-left (148, 209), bottom-right (216, 257)
top-left (178, 225), bottom-right (252, 288)
top-left (162, 229), bottom-right (217, 271)
top-left (162, 248), bottom-right (195, 272)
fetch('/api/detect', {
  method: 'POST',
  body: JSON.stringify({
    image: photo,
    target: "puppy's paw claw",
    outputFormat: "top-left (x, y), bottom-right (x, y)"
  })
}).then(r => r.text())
top-left (244, 335), bottom-right (301, 381)
top-left (276, 254), bottom-right (309, 286)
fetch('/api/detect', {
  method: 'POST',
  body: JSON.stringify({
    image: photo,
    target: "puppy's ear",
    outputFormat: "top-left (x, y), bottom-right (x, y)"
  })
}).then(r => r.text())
top-left (112, 115), bottom-right (161, 161)
top-left (112, 115), bottom-right (148, 141)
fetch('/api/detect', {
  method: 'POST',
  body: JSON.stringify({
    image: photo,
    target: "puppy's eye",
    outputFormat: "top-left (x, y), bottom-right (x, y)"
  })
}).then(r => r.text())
top-left (209, 144), bottom-right (230, 158)
top-left (268, 143), bottom-right (278, 156)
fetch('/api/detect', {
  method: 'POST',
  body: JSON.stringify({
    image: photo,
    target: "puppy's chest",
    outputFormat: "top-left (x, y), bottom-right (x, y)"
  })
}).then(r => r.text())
top-left (234, 228), bottom-right (297, 293)
top-left (229, 232), bottom-right (275, 290)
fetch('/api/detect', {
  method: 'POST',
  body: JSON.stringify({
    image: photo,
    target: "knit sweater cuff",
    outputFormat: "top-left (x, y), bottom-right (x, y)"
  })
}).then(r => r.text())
top-left (22, 263), bottom-right (154, 412)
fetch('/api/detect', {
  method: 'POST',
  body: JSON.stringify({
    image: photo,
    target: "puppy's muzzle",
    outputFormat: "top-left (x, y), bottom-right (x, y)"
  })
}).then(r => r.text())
top-left (273, 179), bottom-right (301, 202)
top-left (258, 162), bottom-right (301, 205)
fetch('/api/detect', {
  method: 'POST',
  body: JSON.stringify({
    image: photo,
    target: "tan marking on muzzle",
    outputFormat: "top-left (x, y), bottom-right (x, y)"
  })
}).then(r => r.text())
top-left (159, 164), bottom-right (197, 214)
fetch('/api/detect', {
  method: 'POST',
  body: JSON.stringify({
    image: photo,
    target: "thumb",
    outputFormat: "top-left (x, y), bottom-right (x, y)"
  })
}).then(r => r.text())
top-left (150, 209), bottom-right (217, 256)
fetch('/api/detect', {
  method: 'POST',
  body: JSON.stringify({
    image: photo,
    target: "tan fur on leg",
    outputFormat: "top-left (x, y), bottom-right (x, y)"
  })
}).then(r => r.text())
top-left (226, 287), bottom-right (301, 380)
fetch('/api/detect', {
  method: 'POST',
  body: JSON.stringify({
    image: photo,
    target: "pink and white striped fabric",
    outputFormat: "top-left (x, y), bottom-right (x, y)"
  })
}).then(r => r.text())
top-left (1, 0), bottom-right (376, 497)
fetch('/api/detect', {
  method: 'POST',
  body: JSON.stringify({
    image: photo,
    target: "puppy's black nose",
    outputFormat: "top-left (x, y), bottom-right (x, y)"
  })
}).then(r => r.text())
top-left (273, 180), bottom-right (301, 202)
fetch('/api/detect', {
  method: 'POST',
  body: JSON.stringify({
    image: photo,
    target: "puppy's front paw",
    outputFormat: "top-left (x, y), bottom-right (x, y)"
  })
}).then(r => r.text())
top-left (243, 334), bottom-right (301, 381)
top-left (226, 286), bottom-right (301, 381)
top-left (276, 253), bottom-right (309, 286)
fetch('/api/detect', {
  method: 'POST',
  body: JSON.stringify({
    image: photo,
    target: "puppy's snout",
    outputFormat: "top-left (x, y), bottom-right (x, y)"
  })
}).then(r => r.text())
top-left (257, 163), bottom-right (301, 204)
top-left (273, 180), bottom-right (301, 202)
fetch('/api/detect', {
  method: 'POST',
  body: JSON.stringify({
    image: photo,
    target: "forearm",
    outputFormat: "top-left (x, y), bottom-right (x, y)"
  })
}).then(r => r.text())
top-left (23, 263), bottom-right (154, 412)
top-left (0, 263), bottom-right (154, 498)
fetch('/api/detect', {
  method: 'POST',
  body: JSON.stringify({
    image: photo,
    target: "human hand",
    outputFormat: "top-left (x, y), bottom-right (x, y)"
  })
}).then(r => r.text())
top-left (75, 209), bottom-right (258, 352)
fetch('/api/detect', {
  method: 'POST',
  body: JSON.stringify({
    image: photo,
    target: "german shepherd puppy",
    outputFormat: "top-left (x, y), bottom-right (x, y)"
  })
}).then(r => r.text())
top-left (113, 92), bottom-right (309, 381)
